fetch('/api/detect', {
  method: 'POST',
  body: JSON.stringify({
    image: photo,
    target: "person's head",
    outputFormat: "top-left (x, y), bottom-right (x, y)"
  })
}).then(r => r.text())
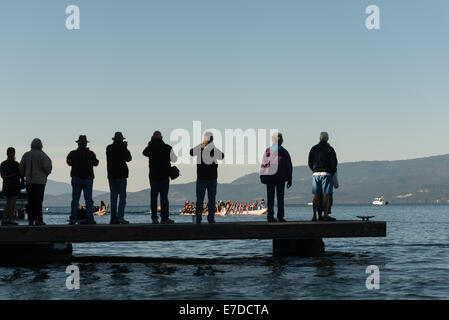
top-left (319, 132), bottom-right (329, 143)
top-left (152, 130), bottom-right (162, 140)
top-left (203, 131), bottom-right (213, 144)
top-left (112, 132), bottom-right (125, 142)
top-left (31, 138), bottom-right (43, 150)
top-left (272, 132), bottom-right (283, 146)
top-left (76, 135), bottom-right (89, 147)
top-left (6, 147), bottom-right (15, 160)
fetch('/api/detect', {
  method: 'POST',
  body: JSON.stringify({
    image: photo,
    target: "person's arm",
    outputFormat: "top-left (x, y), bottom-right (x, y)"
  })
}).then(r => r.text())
top-left (19, 154), bottom-right (26, 177)
top-left (143, 144), bottom-right (150, 157)
top-left (286, 150), bottom-right (293, 188)
top-left (91, 152), bottom-right (99, 167)
top-left (215, 147), bottom-right (224, 161)
top-left (170, 148), bottom-right (178, 163)
top-left (190, 144), bottom-right (199, 157)
top-left (308, 147), bottom-right (314, 171)
top-left (66, 151), bottom-right (73, 167)
top-left (124, 144), bottom-right (132, 162)
top-left (0, 163), bottom-right (6, 179)
top-left (42, 153), bottom-right (52, 176)
top-left (330, 147), bottom-right (338, 175)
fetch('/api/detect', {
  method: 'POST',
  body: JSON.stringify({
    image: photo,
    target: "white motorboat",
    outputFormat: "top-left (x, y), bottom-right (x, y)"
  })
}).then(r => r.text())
top-left (372, 197), bottom-right (388, 205)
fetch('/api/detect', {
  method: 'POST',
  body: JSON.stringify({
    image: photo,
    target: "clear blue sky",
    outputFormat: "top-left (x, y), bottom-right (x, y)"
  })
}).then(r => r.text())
top-left (1, 0), bottom-right (448, 191)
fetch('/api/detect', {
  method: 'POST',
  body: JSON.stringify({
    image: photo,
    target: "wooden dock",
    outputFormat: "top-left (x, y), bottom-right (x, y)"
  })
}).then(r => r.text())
top-left (0, 220), bottom-right (386, 243)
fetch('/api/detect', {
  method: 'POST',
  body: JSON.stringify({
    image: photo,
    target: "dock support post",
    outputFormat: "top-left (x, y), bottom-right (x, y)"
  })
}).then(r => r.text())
top-left (273, 238), bottom-right (325, 257)
top-left (0, 242), bottom-right (73, 265)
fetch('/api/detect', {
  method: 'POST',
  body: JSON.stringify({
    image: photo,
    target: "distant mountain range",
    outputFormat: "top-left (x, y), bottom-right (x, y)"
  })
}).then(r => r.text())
top-left (42, 154), bottom-right (449, 206)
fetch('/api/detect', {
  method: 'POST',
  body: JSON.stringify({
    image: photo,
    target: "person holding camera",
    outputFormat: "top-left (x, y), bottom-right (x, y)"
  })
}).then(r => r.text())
top-left (143, 131), bottom-right (177, 224)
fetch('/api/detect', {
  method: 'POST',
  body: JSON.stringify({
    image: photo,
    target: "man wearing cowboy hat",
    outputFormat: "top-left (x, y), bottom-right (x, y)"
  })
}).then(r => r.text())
top-left (67, 135), bottom-right (99, 225)
top-left (106, 132), bottom-right (132, 224)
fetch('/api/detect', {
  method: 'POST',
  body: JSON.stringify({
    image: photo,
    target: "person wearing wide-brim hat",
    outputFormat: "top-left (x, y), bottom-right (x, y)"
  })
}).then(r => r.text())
top-left (75, 135), bottom-right (89, 144)
top-left (67, 135), bottom-right (99, 225)
top-left (107, 131), bottom-right (132, 224)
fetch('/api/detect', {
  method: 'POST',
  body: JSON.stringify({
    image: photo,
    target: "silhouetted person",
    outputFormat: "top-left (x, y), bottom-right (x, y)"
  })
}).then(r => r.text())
top-left (67, 135), bottom-right (99, 225)
top-left (1, 147), bottom-right (22, 226)
top-left (190, 132), bottom-right (224, 224)
top-left (143, 131), bottom-right (177, 224)
top-left (107, 132), bottom-right (132, 224)
top-left (260, 132), bottom-right (293, 223)
top-left (308, 132), bottom-right (338, 221)
top-left (19, 138), bottom-right (52, 226)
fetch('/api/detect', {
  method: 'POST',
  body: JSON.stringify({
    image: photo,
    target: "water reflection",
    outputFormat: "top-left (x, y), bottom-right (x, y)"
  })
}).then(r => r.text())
top-left (314, 257), bottom-right (336, 278)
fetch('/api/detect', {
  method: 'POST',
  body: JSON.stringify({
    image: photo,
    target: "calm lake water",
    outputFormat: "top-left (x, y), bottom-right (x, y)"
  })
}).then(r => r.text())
top-left (0, 204), bottom-right (448, 300)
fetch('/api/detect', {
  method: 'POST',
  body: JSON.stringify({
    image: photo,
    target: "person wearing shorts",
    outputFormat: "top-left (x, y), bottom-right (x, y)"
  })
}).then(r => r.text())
top-left (308, 132), bottom-right (338, 221)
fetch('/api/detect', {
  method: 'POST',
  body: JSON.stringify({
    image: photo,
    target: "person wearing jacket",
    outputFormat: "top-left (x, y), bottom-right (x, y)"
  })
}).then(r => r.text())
top-left (1, 147), bottom-right (22, 226)
top-left (106, 132), bottom-right (132, 224)
top-left (190, 132), bottom-right (224, 224)
top-left (143, 131), bottom-right (177, 224)
top-left (308, 132), bottom-right (338, 222)
top-left (259, 132), bottom-right (293, 223)
top-left (19, 138), bottom-right (52, 226)
top-left (67, 135), bottom-right (99, 225)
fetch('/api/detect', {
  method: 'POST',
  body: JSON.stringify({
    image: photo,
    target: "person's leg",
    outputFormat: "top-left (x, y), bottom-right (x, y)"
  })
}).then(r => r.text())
top-left (150, 179), bottom-right (159, 221)
top-left (195, 180), bottom-right (207, 223)
top-left (322, 175), bottom-right (334, 219)
top-left (317, 194), bottom-right (323, 220)
top-left (312, 176), bottom-right (323, 221)
top-left (118, 179), bottom-right (127, 220)
top-left (4, 196), bottom-right (16, 221)
top-left (3, 197), bottom-right (11, 221)
top-left (8, 196), bottom-right (18, 220)
top-left (109, 179), bottom-right (119, 222)
top-left (322, 194), bottom-right (329, 216)
top-left (83, 178), bottom-right (94, 221)
top-left (160, 178), bottom-right (170, 221)
top-left (34, 184), bottom-right (45, 223)
top-left (26, 184), bottom-right (35, 223)
top-left (70, 178), bottom-right (82, 221)
top-left (207, 180), bottom-right (217, 222)
top-left (266, 183), bottom-right (275, 221)
top-left (328, 193), bottom-right (333, 214)
top-left (2, 198), bottom-right (9, 222)
top-left (276, 182), bottom-right (286, 221)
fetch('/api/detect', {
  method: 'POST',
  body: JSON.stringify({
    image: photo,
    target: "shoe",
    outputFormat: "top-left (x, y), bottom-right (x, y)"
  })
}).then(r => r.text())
top-left (312, 216), bottom-right (318, 222)
top-left (208, 219), bottom-right (216, 224)
top-left (152, 219), bottom-right (159, 224)
top-left (117, 218), bottom-right (129, 224)
top-left (28, 221), bottom-right (34, 226)
top-left (110, 219), bottom-right (120, 225)
top-left (322, 216), bottom-right (336, 221)
top-left (278, 218), bottom-right (286, 223)
top-left (68, 219), bottom-right (77, 225)
top-left (34, 220), bottom-right (46, 226)
top-left (161, 218), bottom-right (174, 224)
top-left (267, 216), bottom-right (277, 223)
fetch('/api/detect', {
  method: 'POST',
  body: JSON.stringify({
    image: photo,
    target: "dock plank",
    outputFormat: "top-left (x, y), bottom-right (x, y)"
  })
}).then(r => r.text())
top-left (0, 220), bottom-right (386, 243)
